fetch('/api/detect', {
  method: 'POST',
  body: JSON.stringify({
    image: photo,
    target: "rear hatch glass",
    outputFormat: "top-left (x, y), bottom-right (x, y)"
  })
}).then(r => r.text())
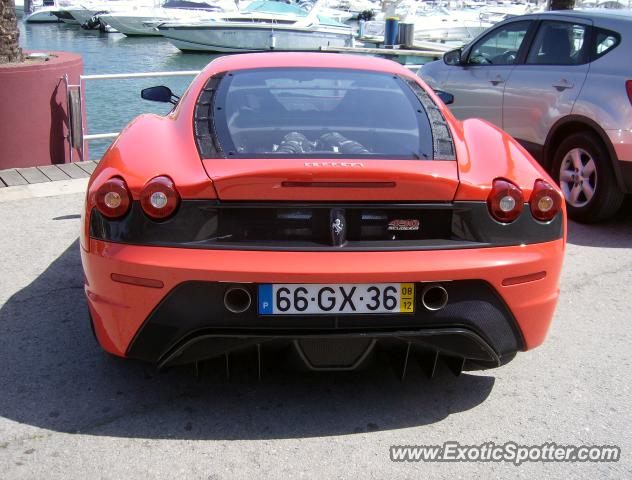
top-left (210, 68), bottom-right (435, 160)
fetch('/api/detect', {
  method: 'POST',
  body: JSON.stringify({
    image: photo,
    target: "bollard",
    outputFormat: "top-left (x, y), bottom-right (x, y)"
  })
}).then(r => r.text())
top-left (384, 16), bottom-right (399, 48)
top-left (398, 22), bottom-right (415, 49)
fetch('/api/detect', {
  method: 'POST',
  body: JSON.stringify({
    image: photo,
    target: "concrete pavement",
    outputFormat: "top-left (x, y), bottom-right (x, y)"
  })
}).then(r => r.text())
top-left (0, 189), bottom-right (630, 479)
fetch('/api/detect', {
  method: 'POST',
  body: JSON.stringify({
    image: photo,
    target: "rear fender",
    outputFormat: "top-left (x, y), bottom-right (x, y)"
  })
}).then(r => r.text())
top-left (82, 114), bottom-right (217, 252)
top-left (453, 118), bottom-right (558, 200)
top-left (89, 114), bottom-right (216, 200)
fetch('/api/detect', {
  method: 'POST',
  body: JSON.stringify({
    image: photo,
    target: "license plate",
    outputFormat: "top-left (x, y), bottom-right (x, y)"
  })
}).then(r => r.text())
top-left (258, 283), bottom-right (415, 315)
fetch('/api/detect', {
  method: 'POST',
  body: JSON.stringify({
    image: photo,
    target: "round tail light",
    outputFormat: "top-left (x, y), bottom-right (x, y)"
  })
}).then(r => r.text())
top-left (530, 179), bottom-right (562, 222)
top-left (140, 176), bottom-right (180, 220)
top-left (95, 177), bottom-right (131, 219)
top-left (487, 179), bottom-right (524, 223)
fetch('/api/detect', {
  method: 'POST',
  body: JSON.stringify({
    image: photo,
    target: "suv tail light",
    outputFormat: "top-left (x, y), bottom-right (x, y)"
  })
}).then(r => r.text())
top-left (626, 80), bottom-right (632, 105)
top-left (95, 177), bottom-right (131, 219)
top-left (487, 179), bottom-right (524, 223)
top-left (140, 176), bottom-right (180, 220)
top-left (530, 179), bottom-right (561, 222)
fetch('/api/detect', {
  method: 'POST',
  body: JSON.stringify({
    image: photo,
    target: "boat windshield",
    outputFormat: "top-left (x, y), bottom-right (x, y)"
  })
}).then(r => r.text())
top-left (162, 0), bottom-right (223, 10)
top-left (244, 0), bottom-right (308, 16)
top-left (211, 68), bottom-right (435, 160)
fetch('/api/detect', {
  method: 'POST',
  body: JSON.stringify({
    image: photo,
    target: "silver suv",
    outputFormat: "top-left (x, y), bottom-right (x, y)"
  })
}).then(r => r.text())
top-left (420, 10), bottom-right (632, 222)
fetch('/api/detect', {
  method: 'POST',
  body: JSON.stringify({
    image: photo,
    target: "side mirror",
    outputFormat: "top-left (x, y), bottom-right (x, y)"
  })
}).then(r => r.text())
top-left (141, 86), bottom-right (179, 105)
top-left (443, 48), bottom-right (463, 66)
top-left (434, 90), bottom-right (454, 105)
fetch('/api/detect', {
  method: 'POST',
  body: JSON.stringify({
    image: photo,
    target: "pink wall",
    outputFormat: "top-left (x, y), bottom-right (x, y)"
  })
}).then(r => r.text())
top-left (0, 51), bottom-right (85, 169)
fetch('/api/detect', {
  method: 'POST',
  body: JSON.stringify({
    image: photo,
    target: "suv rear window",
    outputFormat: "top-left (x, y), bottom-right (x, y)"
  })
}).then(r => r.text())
top-left (210, 68), bottom-right (436, 160)
top-left (593, 28), bottom-right (620, 60)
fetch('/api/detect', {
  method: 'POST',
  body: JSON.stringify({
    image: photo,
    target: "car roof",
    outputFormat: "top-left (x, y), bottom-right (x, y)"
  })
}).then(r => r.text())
top-left (542, 8), bottom-right (632, 21)
top-left (506, 8), bottom-right (632, 26)
top-left (201, 52), bottom-right (414, 77)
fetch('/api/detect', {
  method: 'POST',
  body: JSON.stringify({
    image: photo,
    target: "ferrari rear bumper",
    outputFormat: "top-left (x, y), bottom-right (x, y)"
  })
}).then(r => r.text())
top-left (82, 238), bottom-right (564, 369)
top-left (124, 279), bottom-right (521, 368)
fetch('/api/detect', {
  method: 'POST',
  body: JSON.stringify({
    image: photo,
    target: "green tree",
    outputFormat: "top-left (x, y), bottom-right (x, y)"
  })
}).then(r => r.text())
top-left (0, 0), bottom-right (23, 64)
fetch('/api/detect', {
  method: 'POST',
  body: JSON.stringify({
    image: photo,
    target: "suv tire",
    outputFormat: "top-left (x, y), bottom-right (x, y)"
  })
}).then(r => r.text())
top-left (552, 132), bottom-right (624, 223)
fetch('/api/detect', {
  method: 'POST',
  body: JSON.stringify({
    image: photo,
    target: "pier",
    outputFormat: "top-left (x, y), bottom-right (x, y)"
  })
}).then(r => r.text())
top-left (0, 161), bottom-right (98, 187)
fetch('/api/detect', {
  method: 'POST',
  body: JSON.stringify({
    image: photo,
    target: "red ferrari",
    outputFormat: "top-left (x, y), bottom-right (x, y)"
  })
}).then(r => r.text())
top-left (81, 53), bottom-right (565, 376)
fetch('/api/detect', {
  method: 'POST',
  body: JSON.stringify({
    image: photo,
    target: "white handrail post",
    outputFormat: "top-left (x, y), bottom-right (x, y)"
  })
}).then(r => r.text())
top-left (77, 70), bottom-right (202, 159)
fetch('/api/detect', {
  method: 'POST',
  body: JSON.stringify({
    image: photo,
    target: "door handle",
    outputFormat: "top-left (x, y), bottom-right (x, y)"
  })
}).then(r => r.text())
top-left (489, 75), bottom-right (504, 86)
top-left (552, 79), bottom-right (574, 91)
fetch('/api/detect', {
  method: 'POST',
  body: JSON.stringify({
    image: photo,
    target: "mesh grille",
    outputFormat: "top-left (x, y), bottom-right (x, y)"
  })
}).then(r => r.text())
top-left (295, 338), bottom-right (374, 369)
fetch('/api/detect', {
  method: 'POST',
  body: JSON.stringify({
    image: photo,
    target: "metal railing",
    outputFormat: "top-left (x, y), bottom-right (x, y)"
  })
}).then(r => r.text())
top-left (64, 70), bottom-right (203, 161)
top-left (64, 64), bottom-right (424, 162)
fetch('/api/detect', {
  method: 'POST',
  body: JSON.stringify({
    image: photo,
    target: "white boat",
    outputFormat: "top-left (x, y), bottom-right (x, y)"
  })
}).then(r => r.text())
top-left (362, 4), bottom-right (492, 45)
top-left (100, 0), bottom-right (237, 36)
top-left (302, 0), bottom-right (361, 23)
top-left (53, 5), bottom-right (82, 24)
top-left (158, 0), bottom-right (354, 52)
top-left (25, 7), bottom-right (61, 22)
top-left (412, 7), bottom-right (491, 42)
top-left (478, 3), bottom-right (537, 24)
top-left (25, 0), bottom-right (63, 22)
top-left (317, 7), bottom-right (353, 23)
top-left (64, 0), bottom-right (157, 26)
top-left (329, 0), bottom-right (378, 19)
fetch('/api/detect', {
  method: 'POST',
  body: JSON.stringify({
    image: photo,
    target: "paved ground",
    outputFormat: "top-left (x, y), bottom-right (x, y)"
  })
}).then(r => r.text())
top-left (0, 187), bottom-right (630, 479)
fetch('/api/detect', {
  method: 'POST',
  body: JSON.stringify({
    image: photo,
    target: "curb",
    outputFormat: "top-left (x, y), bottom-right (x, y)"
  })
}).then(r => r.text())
top-left (0, 178), bottom-right (88, 203)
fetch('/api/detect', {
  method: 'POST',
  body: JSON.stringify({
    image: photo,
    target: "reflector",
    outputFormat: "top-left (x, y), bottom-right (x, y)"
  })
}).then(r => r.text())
top-left (111, 273), bottom-right (164, 289)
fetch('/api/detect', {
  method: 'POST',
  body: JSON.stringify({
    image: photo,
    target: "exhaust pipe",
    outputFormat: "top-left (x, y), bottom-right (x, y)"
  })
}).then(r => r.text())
top-left (224, 286), bottom-right (252, 314)
top-left (421, 284), bottom-right (448, 311)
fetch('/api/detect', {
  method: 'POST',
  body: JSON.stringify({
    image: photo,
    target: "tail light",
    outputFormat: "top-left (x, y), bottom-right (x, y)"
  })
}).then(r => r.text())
top-left (530, 179), bottom-right (562, 222)
top-left (626, 80), bottom-right (632, 105)
top-left (487, 179), bottom-right (524, 223)
top-left (140, 176), bottom-right (180, 220)
top-left (95, 177), bottom-right (131, 219)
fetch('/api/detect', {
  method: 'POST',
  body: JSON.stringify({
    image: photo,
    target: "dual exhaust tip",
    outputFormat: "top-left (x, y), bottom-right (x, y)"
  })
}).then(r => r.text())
top-left (421, 284), bottom-right (449, 311)
top-left (224, 286), bottom-right (252, 314)
top-left (223, 284), bottom-right (448, 314)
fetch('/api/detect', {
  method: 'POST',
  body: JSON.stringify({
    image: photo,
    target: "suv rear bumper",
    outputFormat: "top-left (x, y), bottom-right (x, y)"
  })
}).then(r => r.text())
top-left (616, 160), bottom-right (632, 192)
top-left (606, 129), bottom-right (632, 191)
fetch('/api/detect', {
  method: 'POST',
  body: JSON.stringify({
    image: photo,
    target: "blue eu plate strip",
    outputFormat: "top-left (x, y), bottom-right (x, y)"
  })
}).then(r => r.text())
top-left (258, 284), bottom-right (273, 314)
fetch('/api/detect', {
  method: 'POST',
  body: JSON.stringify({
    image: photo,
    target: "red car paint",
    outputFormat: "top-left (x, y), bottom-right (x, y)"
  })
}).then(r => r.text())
top-left (81, 53), bottom-right (566, 370)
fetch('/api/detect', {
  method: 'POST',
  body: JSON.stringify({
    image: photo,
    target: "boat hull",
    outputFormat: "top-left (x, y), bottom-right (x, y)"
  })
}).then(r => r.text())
top-left (414, 24), bottom-right (488, 42)
top-left (25, 8), bottom-right (62, 23)
top-left (65, 8), bottom-right (98, 25)
top-left (100, 14), bottom-right (162, 36)
top-left (160, 24), bottom-right (354, 52)
top-left (53, 9), bottom-right (80, 25)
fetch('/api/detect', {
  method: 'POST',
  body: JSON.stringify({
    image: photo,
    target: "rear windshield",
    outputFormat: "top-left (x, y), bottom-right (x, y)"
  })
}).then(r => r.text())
top-left (211, 68), bottom-right (435, 159)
